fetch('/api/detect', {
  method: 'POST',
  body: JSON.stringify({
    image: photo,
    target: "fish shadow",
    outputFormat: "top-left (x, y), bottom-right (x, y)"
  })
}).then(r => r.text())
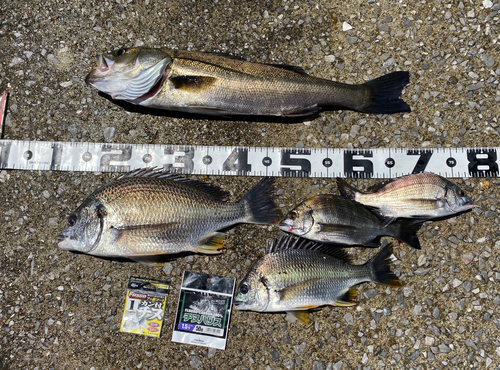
top-left (67, 249), bottom-right (195, 265)
top-left (98, 91), bottom-right (324, 124)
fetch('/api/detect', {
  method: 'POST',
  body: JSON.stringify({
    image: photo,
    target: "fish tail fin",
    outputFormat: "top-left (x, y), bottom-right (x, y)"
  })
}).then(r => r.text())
top-left (389, 219), bottom-right (423, 249)
top-left (358, 71), bottom-right (411, 114)
top-left (336, 178), bottom-right (358, 200)
top-left (239, 177), bottom-right (281, 225)
top-left (367, 243), bottom-right (402, 288)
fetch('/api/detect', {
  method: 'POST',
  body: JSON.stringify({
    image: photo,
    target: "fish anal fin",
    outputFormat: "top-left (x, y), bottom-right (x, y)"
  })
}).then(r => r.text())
top-left (288, 310), bottom-right (313, 325)
top-left (335, 286), bottom-right (358, 307)
top-left (196, 232), bottom-right (225, 254)
top-left (169, 75), bottom-right (217, 93)
top-left (281, 104), bottom-right (320, 117)
top-left (278, 278), bottom-right (321, 302)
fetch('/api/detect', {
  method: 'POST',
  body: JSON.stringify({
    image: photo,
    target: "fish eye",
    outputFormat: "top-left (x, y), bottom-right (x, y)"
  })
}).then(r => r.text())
top-left (239, 284), bottom-right (249, 295)
top-left (459, 190), bottom-right (465, 196)
top-left (115, 48), bottom-right (127, 56)
top-left (67, 215), bottom-right (77, 227)
top-left (289, 211), bottom-right (298, 220)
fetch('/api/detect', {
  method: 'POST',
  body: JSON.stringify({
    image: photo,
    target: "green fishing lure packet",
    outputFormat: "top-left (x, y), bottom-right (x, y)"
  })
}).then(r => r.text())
top-left (120, 276), bottom-right (171, 338)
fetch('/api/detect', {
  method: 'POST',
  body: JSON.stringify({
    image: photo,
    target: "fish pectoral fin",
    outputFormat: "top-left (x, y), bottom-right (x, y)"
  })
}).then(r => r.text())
top-left (113, 222), bottom-right (181, 255)
top-left (317, 223), bottom-right (358, 233)
top-left (335, 286), bottom-right (358, 307)
top-left (195, 232), bottom-right (226, 254)
top-left (169, 75), bottom-right (217, 93)
top-left (278, 278), bottom-right (322, 302)
top-left (288, 310), bottom-right (313, 325)
top-left (281, 104), bottom-right (321, 117)
top-left (296, 304), bottom-right (320, 310)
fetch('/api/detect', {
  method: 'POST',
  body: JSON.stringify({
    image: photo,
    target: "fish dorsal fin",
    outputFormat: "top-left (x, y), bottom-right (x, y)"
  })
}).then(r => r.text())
top-left (366, 179), bottom-right (393, 193)
top-left (268, 63), bottom-right (309, 75)
top-left (169, 75), bottom-right (217, 93)
top-left (267, 235), bottom-right (352, 262)
top-left (335, 286), bottom-right (358, 306)
top-left (118, 168), bottom-right (228, 199)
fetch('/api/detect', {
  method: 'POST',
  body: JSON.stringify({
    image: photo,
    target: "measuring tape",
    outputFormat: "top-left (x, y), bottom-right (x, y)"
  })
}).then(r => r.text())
top-left (0, 139), bottom-right (498, 178)
top-left (0, 92), bottom-right (498, 178)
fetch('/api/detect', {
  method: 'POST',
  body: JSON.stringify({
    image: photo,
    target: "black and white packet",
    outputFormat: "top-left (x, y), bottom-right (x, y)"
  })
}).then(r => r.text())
top-left (172, 271), bottom-right (235, 350)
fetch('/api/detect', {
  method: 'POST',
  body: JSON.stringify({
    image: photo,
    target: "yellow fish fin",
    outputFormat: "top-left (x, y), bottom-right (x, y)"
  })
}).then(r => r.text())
top-left (296, 304), bottom-right (319, 310)
top-left (334, 286), bottom-right (358, 307)
top-left (278, 278), bottom-right (322, 302)
top-left (195, 232), bottom-right (225, 254)
top-left (288, 310), bottom-right (313, 325)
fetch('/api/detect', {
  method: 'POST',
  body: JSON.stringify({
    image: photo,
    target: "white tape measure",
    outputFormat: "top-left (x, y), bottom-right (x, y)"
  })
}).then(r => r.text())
top-left (0, 139), bottom-right (498, 178)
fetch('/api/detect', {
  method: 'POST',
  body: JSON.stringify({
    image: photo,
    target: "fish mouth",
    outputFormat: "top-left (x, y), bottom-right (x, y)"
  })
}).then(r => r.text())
top-left (278, 221), bottom-right (293, 232)
top-left (85, 56), bottom-right (169, 102)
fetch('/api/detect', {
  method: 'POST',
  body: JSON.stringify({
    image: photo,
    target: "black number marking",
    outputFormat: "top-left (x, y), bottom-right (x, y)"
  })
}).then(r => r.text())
top-left (202, 155), bottom-right (213, 165)
top-left (344, 150), bottom-right (373, 178)
top-left (262, 157), bottom-right (272, 166)
top-left (407, 150), bottom-right (433, 173)
top-left (322, 158), bottom-right (333, 168)
top-left (446, 157), bottom-right (457, 167)
top-left (385, 157), bottom-right (395, 168)
top-left (164, 146), bottom-right (195, 174)
top-left (281, 149), bottom-right (311, 177)
top-left (0, 141), bottom-right (11, 168)
top-left (222, 149), bottom-right (251, 174)
top-left (467, 149), bottom-right (498, 177)
top-left (100, 145), bottom-right (132, 172)
top-left (51, 143), bottom-right (63, 170)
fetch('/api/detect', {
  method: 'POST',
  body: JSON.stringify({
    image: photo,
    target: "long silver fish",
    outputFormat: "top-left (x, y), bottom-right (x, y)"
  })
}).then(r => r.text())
top-left (58, 169), bottom-right (280, 261)
top-left (337, 173), bottom-right (475, 226)
top-left (86, 47), bottom-right (411, 117)
top-left (279, 194), bottom-right (422, 249)
top-left (234, 236), bottom-right (401, 325)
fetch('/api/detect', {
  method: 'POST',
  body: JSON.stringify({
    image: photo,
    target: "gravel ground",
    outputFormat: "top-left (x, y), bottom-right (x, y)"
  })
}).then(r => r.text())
top-left (1, 0), bottom-right (500, 369)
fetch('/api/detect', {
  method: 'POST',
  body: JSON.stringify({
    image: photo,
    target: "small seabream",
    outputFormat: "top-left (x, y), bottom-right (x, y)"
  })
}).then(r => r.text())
top-left (86, 47), bottom-right (411, 117)
top-left (337, 173), bottom-right (475, 226)
top-left (234, 236), bottom-right (402, 324)
top-left (279, 194), bottom-right (422, 249)
top-left (58, 169), bottom-right (281, 262)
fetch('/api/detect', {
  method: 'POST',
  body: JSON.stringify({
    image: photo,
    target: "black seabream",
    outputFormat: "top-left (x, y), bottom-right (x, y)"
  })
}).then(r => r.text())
top-left (58, 169), bottom-right (281, 261)
top-left (234, 236), bottom-right (402, 325)
top-left (279, 194), bottom-right (423, 249)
